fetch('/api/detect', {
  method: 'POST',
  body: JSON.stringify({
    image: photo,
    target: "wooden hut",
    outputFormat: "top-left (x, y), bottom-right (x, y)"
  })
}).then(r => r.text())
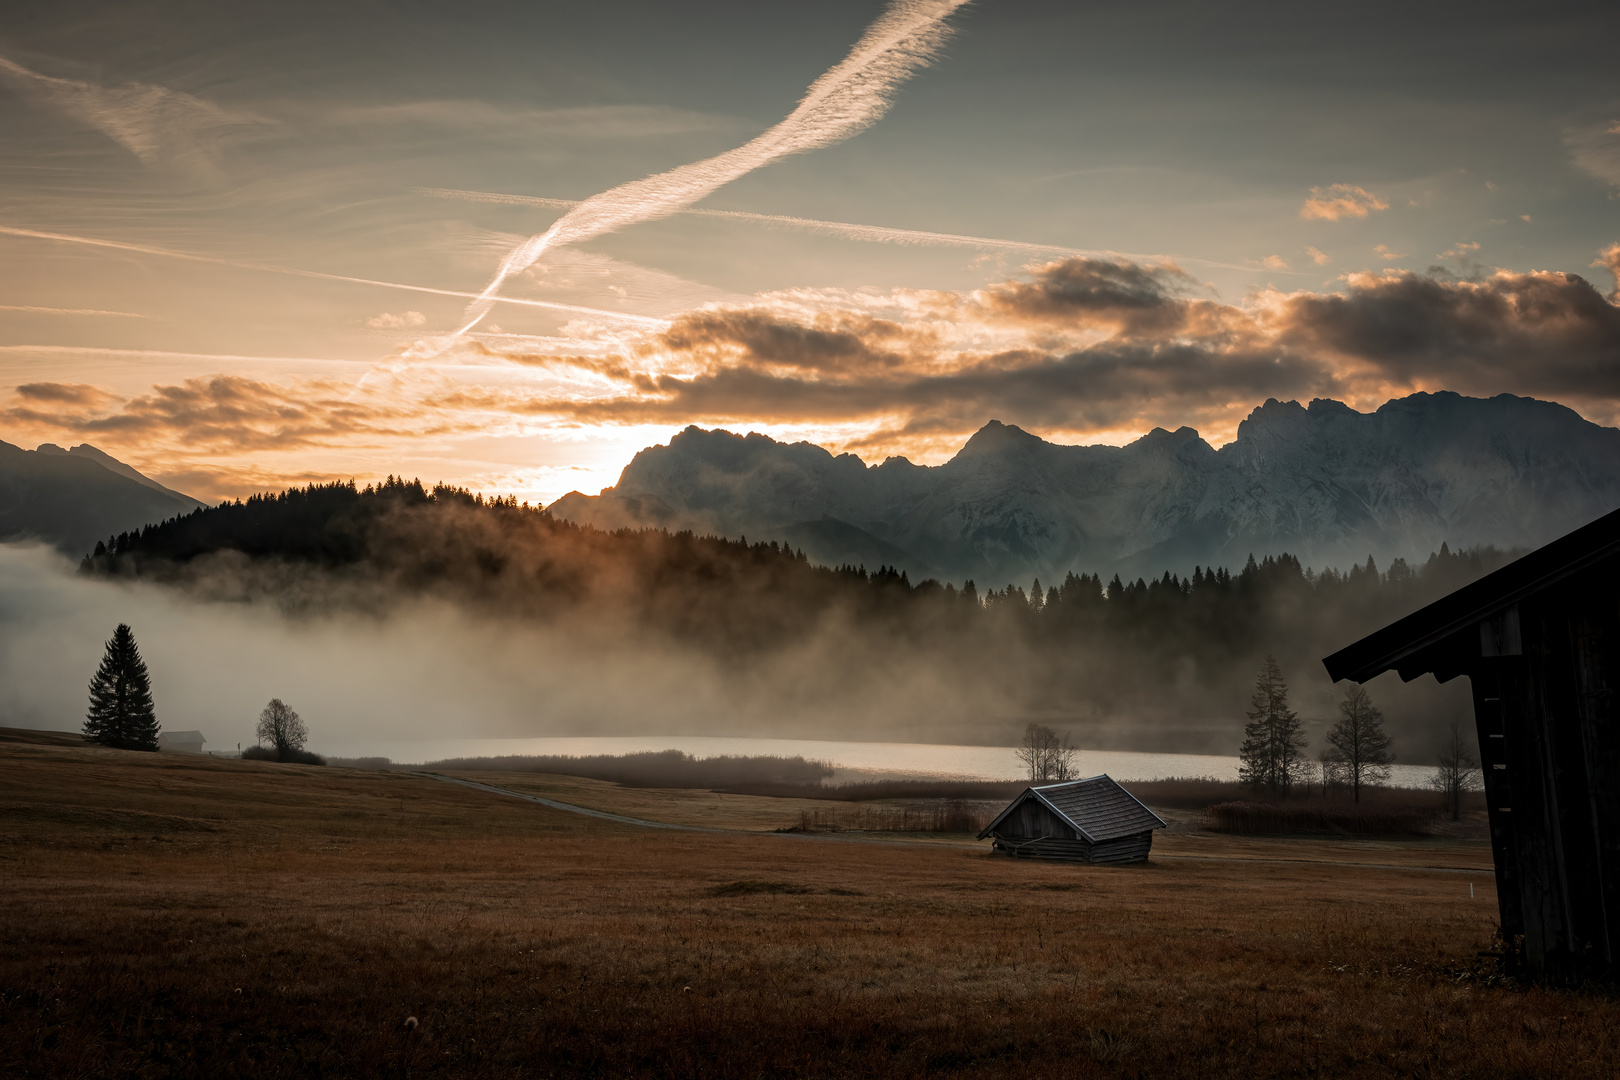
top-left (157, 730), bottom-right (206, 754)
top-left (1324, 506), bottom-right (1620, 979)
top-left (978, 774), bottom-right (1166, 863)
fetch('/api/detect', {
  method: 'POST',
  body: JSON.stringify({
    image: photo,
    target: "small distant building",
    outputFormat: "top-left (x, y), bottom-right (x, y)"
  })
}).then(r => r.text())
top-left (978, 774), bottom-right (1166, 864)
top-left (157, 730), bottom-right (206, 754)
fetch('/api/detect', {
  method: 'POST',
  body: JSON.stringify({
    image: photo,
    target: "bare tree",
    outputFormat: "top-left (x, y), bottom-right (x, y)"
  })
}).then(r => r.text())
top-left (1016, 722), bottom-right (1077, 782)
top-left (1429, 718), bottom-right (1482, 820)
top-left (256, 698), bottom-right (308, 762)
top-left (1324, 684), bottom-right (1395, 802)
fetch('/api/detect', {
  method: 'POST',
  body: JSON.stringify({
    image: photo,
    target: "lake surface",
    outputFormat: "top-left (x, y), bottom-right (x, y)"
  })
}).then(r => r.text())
top-left (319, 733), bottom-right (1436, 789)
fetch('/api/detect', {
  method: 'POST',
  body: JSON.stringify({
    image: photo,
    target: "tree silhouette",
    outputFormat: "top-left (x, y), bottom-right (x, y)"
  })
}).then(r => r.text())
top-left (1238, 655), bottom-right (1306, 794)
top-left (1016, 722), bottom-right (1076, 782)
top-left (1325, 684), bottom-right (1395, 802)
top-left (83, 624), bottom-right (159, 751)
top-left (256, 699), bottom-right (308, 761)
top-left (1430, 718), bottom-right (1481, 820)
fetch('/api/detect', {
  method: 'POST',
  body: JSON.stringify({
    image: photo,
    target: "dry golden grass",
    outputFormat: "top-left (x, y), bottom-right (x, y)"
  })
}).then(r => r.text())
top-left (1, 738), bottom-right (1614, 1079)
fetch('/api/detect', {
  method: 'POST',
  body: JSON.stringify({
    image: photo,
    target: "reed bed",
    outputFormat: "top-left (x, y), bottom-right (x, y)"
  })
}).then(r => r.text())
top-left (788, 799), bottom-right (993, 834)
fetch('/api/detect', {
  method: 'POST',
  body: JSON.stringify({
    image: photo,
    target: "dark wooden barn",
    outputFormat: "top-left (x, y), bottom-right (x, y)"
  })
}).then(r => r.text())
top-left (1324, 506), bottom-right (1620, 979)
top-left (978, 774), bottom-right (1166, 863)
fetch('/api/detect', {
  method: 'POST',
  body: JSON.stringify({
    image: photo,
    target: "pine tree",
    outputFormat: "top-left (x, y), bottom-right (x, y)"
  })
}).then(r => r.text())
top-left (1238, 655), bottom-right (1306, 794)
top-left (84, 624), bottom-right (159, 751)
top-left (1325, 684), bottom-right (1395, 802)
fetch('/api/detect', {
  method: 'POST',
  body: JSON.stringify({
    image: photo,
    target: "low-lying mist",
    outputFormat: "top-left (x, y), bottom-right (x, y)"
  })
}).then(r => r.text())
top-left (9, 478), bottom-right (1490, 764)
top-left (0, 542), bottom-right (1066, 755)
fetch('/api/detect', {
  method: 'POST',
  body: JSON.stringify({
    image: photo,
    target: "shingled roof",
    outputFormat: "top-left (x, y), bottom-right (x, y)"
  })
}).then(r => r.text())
top-left (977, 774), bottom-right (1166, 842)
top-left (1323, 505), bottom-right (1620, 684)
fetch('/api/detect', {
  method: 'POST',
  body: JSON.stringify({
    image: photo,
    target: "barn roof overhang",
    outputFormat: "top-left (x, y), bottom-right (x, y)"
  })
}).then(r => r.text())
top-left (1322, 504), bottom-right (1620, 685)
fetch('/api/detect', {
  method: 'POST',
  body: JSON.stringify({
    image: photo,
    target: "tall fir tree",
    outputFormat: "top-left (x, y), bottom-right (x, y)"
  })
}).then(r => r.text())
top-left (84, 624), bottom-right (159, 751)
top-left (1238, 654), bottom-right (1307, 794)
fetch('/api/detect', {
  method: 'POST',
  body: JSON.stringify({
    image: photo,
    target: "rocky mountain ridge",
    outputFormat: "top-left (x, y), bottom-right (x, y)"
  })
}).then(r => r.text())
top-left (0, 440), bottom-right (206, 556)
top-left (548, 392), bottom-right (1620, 584)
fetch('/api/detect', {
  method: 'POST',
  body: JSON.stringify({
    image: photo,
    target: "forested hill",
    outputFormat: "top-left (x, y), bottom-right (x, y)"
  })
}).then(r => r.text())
top-left (79, 476), bottom-right (1515, 749)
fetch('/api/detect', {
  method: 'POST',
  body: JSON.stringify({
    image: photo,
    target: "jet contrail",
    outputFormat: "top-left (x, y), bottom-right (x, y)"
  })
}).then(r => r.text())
top-left (456, 0), bottom-right (972, 335)
top-left (419, 186), bottom-right (1300, 276)
top-left (0, 304), bottom-right (147, 318)
top-left (0, 225), bottom-right (666, 326)
top-left (418, 185), bottom-right (1098, 256)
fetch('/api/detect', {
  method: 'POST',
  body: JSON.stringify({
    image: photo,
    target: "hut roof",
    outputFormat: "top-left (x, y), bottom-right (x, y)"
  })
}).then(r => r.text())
top-left (1323, 505), bottom-right (1620, 685)
top-left (977, 774), bottom-right (1166, 842)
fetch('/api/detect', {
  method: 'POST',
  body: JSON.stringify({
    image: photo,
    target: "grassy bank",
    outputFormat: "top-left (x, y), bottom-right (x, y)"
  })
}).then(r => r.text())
top-left (0, 737), bottom-right (1598, 1078)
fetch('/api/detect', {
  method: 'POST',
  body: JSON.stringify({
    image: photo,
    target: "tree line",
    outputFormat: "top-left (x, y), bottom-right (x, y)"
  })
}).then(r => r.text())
top-left (79, 475), bottom-right (1513, 745)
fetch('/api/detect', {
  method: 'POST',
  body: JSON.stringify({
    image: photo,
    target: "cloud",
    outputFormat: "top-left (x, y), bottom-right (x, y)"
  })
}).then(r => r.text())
top-left (13, 382), bottom-right (119, 408)
top-left (365, 311), bottom-right (427, 330)
top-left (1374, 244), bottom-right (1408, 261)
top-left (456, 252), bottom-right (1620, 448)
top-left (1566, 121), bottom-right (1620, 188)
top-left (14, 253), bottom-right (1619, 485)
top-left (1439, 241), bottom-right (1481, 260)
top-left (1305, 247), bottom-right (1330, 266)
top-left (0, 55), bottom-right (273, 176)
top-left (1592, 243), bottom-right (1620, 302)
top-left (2, 375), bottom-right (450, 453)
top-left (1270, 268), bottom-right (1620, 398)
top-left (1299, 184), bottom-right (1389, 222)
top-left (1261, 255), bottom-right (1290, 270)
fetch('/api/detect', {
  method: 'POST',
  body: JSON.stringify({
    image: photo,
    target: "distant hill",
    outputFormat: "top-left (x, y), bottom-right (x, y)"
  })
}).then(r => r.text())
top-left (0, 440), bottom-right (207, 555)
top-left (549, 392), bottom-right (1620, 584)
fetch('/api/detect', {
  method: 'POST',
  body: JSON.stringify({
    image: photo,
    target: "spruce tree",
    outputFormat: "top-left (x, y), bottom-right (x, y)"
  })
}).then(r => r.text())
top-left (1238, 655), bottom-right (1306, 794)
top-left (84, 624), bottom-right (159, 751)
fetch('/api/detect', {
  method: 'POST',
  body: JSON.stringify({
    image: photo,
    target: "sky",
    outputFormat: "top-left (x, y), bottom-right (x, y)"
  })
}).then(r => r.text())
top-left (1, 0), bottom-right (1617, 504)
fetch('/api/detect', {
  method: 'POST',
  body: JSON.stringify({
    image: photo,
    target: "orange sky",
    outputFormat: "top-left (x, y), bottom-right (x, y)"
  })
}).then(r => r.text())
top-left (2, 1), bottom-right (1618, 503)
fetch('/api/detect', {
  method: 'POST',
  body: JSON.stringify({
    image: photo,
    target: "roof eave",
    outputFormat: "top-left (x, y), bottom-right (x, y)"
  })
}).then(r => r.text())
top-left (1322, 506), bottom-right (1620, 684)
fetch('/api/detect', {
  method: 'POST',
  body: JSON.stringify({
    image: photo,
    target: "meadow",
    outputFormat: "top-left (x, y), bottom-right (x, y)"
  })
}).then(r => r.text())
top-left (1, 733), bottom-right (1611, 1079)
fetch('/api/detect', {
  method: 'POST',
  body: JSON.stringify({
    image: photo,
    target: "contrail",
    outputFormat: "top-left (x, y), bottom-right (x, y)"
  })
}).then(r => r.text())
top-left (456, 0), bottom-right (972, 335)
top-left (0, 225), bottom-right (666, 326)
top-left (419, 186), bottom-right (1298, 275)
top-left (0, 304), bottom-right (147, 318)
top-left (418, 185), bottom-right (1097, 256)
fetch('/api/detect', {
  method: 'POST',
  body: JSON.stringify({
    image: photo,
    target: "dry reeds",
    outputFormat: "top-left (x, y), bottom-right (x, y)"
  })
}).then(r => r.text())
top-left (789, 800), bottom-right (991, 834)
top-left (1209, 800), bottom-right (1434, 836)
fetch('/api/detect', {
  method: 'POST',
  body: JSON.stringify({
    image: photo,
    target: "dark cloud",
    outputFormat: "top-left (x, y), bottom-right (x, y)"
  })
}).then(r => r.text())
top-left (658, 309), bottom-right (924, 375)
top-left (1274, 268), bottom-right (1620, 397)
top-left (3, 375), bottom-right (446, 452)
top-left (13, 382), bottom-right (116, 406)
top-left (982, 258), bottom-right (1207, 337)
top-left (471, 253), bottom-right (1620, 442)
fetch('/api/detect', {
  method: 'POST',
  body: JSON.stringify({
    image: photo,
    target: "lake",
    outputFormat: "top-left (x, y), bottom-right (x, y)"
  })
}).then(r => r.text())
top-left (318, 733), bottom-right (1438, 789)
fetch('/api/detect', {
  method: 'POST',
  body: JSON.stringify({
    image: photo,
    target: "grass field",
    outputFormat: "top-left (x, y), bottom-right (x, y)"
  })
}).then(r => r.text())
top-left (1, 735), bottom-right (1613, 1078)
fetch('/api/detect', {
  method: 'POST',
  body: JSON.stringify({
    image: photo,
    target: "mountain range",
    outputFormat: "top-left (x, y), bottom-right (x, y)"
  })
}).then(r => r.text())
top-left (549, 392), bottom-right (1620, 585)
top-left (0, 440), bottom-right (206, 556)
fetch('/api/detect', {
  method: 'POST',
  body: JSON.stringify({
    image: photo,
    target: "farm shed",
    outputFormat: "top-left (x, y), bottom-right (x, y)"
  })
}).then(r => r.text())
top-left (157, 730), bottom-right (206, 753)
top-left (1324, 505), bottom-right (1620, 980)
top-left (978, 774), bottom-right (1166, 863)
